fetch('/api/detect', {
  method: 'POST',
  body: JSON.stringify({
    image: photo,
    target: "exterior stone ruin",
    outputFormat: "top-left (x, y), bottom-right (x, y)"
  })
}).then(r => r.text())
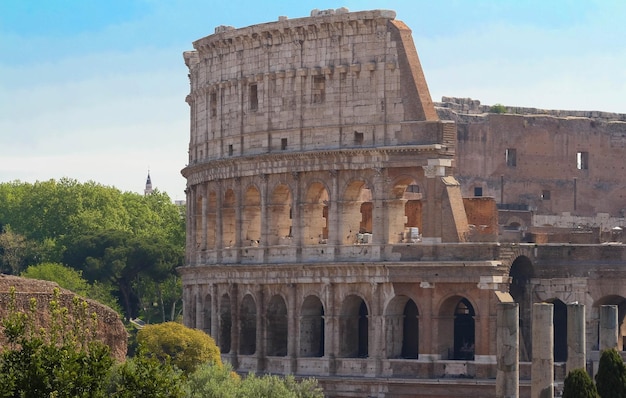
top-left (0, 275), bottom-right (127, 361)
top-left (437, 97), bottom-right (626, 244)
top-left (181, 9), bottom-right (626, 398)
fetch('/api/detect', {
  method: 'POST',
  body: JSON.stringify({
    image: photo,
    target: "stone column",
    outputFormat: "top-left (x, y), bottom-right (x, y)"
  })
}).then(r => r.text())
top-left (599, 305), bottom-right (619, 351)
top-left (291, 172), bottom-right (302, 262)
top-left (327, 170), bottom-right (340, 252)
top-left (211, 284), bottom-right (219, 339)
top-left (496, 302), bottom-right (519, 398)
top-left (201, 189), bottom-right (208, 251)
top-left (532, 303), bottom-right (553, 398)
top-left (216, 181), bottom-right (224, 262)
top-left (567, 303), bottom-right (585, 373)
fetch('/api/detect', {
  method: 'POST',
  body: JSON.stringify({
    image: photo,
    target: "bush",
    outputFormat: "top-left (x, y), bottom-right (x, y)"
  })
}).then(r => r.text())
top-left (107, 348), bottom-right (186, 398)
top-left (563, 368), bottom-right (598, 398)
top-left (137, 321), bottom-right (221, 374)
top-left (595, 348), bottom-right (626, 398)
top-left (490, 103), bottom-right (507, 114)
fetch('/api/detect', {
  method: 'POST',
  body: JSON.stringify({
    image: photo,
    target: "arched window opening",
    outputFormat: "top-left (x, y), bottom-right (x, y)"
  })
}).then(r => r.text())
top-left (300, 296), bottom-right (325, 357)
top-left (303, 182), bottom-right (329, 245)
top-left (402, 300), bottom-right (419, 359)
top-left (267, 295), bottom-right (288, 356)
top-left (219, 294), bottom-right (232, 353)
top-left (453, 298), bottom-right (475, 360)
top-left (243, 186), bottom-right (261, 246)
top-left (385, 296), bottom-right (419, 359)
top-left (339, 295), bottom-right (368, 358)
top-left (342, 180), bottom-right (372, 245)
top-left (387, 178), bottom-right (423, 243)
top-left (269, 184), bottom-right (293, 246)
top-left (223, 189), bottom-right (236, 248)
top-left (239, 294), bottom-right (257, 355)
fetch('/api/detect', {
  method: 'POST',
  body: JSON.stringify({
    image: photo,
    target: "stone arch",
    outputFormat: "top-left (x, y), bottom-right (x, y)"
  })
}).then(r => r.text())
top-left (388, 175), bottom-right (424, 244)
top-left (203, 293), bottom-right (212, 335)
top-left (300, 295), bottom-right (325, 357)
top-left (268, 183), bottom-right (293, 246)
top-left (302, 181), bottom-right (329, 245)
top-left (509, 255), bottom-right (534, 361)
top-left (239, 294), bottom-right (257, 355)
top-left (266, 294), bottom-right (288, 356)
top-left (219, 293), bottom-right (232, 353)
top-left (242, 185), bottom-right (261, 246)
top-left (341, 179), bottom-right (373, 245)
top-left (385, 295), bottom-right (419, 359)
top-left (545, 298), bottom-right (567, 362)
top-left (593, 295), bottom-right (626, 351)
top-left (339, 294), bottom-right (369, 358)
top-left (223, 189), bottom-right (237, 247)
top-left (438, 295), bottom-right (475, 360)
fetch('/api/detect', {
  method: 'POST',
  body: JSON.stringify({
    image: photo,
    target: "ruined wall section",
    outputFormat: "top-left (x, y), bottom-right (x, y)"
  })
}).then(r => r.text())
top-left (438, 105), bottom-right (626, 220)
top-left (183, 9), bottom-right (448, 170)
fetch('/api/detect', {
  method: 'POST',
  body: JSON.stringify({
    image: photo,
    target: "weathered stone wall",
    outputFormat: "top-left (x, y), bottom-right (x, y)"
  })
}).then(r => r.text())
top-left (436, 97), bottom-right (626, 224)
top-left (0, 275), bottom-right (127, 361)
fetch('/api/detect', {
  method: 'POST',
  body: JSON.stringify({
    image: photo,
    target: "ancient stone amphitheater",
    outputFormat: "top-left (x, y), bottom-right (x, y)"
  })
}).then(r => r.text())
top-left (180, 8), bottom-right (626, 398)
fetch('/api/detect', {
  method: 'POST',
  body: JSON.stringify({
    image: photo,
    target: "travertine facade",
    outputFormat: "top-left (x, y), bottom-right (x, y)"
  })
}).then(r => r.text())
top-left (180, 9), bottom-right (626, 398)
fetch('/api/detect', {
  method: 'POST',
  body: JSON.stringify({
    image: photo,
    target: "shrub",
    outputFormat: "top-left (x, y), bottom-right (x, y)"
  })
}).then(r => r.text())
top-left (137, 321), bottom-right (221, 374)
top-left (563, 368), bottom-right (598, 398)
top-left (490, 103), bottom-right (507, 114)
top-left (595, 348), bottom-right (626, 398)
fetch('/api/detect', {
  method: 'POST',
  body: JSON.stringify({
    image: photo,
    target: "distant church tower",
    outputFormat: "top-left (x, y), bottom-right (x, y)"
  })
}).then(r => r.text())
top-left (144, 171), bottom-right (153, 196)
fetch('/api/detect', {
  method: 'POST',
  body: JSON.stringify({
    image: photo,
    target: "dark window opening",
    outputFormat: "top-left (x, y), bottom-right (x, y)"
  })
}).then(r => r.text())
top-left (354, 131), bottom-right (364, 145)
top-left (506, 148), bottom-right (517, 167)
top-left (281, 138), bottom-right (288, 150)
top-left (312, 75), bottom-right (325, 104)
top-left (542, 190), bottom-right (551, 200)
top-left (250, 84), bottom-right (258, 111)
top-left (453, 298), bottom-right (475, 360)
top-left (577, 151), bottom-right (589, 170)
top-left (474, 187), bottom-right (483, 197)
top-left (228, 144), bottom-right (233, 156)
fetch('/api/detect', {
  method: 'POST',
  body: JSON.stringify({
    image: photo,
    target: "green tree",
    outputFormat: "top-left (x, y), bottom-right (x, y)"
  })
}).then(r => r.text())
top-left (21, 262), bottom-right (121, 314)
top-left (137, 322), bottom-right (222, 374)
top-left (0, 226), bottom-right (30, 274)
top-left (595, 348), bottom-right (626, 398)
top-left (563, 368), bottom-right (599, 398)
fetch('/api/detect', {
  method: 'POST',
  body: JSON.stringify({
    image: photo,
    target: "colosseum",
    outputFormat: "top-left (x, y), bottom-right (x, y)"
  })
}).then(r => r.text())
top-left (180, 8), bottom-right (626, 398)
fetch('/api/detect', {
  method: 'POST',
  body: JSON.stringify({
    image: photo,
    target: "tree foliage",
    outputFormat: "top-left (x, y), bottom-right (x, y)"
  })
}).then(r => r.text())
top-left (563, 368), bottom-right (599, 398)
top-left (21, 262), bottom-right (121, 313)
top-left (137, 322), bottom-right (222, 374)
top-left (0, 179), bottom-right (185, 320)
top-left (595, 348), bottom-right (626, 398)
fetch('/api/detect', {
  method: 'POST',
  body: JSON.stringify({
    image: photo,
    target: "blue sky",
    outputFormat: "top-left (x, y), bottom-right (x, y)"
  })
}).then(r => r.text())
top-left (1, 0), bottom-right (624, 200)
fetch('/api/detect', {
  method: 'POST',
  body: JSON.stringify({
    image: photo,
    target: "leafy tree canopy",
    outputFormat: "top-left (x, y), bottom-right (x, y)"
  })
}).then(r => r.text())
top-left (595, 348), bottom-right (626, 398)
top-left (563, 368), bottom-right (599, 398)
